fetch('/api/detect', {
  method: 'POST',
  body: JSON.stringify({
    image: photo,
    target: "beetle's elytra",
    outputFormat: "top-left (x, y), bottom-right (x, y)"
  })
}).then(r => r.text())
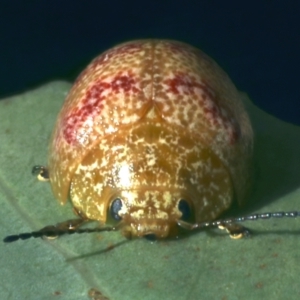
top-left (44, 39), bottom-right (253, 239)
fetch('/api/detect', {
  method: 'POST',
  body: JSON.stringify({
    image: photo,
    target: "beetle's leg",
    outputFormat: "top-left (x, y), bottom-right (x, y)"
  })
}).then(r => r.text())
top-left (39, 208), bottom-right (89, 239)
top-left (178, 219), bottom-right (251, 239)
top-left (32, 165), bottom-right (49, 181)
top-left (218, 223), bottom-right (251, 239)
top-left (39, 219), bottom-right (85, 240)
top-left (38, 219), bottom-right (85, 239)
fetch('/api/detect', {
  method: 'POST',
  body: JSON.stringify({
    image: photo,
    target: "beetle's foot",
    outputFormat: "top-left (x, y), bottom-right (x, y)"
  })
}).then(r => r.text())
top-left (218, 223), bottom-right (251, 239)
top-left (39, 218), bottom-right (86, 240)
top-left (32, 165), bottom-right (49, 181)
top-left (38, 225), bottom-right (60, 240)
top-left (55, 218), bottom-right (87, 231)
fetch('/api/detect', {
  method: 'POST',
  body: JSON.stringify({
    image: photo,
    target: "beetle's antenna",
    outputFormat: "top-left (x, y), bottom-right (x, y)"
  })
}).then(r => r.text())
top-left (177, 211), bottom-right (300, 231)
top-left (3, 226), bottom-right (116, 243)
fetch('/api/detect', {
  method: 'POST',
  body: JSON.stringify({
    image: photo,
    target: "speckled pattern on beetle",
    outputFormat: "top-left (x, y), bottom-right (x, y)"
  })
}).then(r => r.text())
top-left (47, 39), bottom-right (253, 239)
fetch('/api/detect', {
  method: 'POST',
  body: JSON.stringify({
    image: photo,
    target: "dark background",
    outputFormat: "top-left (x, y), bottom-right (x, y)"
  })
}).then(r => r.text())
top-left (1, 1), bottom-right (299, 125)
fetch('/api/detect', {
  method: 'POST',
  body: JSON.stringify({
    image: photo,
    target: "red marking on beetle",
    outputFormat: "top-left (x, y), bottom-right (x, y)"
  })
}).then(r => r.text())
top-left (165, 73), bottom-right (215, 99)
top-left (111, 74), bottom-right (139, 93)
top-left (165, 73), bottom-right (218, 119)
top-left (165, 73), bottom-right (240, 143)
top-left (73, 43), bottom-right (143, 87)
top-left (62, 72), bottom-right (139, 145)
top-left (165, 73), bottom-right (196, 95)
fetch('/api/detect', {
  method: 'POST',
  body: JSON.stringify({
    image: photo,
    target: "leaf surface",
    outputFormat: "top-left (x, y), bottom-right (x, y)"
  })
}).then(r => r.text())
top-left (0, 82), bottom-right (300, 300)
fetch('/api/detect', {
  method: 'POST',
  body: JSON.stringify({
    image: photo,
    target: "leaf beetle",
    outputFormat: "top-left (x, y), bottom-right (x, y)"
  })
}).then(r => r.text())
top-left (4, 40), bottom-right (300, 243)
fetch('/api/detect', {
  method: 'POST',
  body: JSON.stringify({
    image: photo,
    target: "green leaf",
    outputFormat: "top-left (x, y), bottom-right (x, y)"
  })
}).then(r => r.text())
top-left (1, 82), bottom-right (300, 300)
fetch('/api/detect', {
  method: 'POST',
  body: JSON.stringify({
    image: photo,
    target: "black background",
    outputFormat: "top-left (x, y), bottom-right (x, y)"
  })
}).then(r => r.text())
top-left (1, 1), bottom-right (299, 125)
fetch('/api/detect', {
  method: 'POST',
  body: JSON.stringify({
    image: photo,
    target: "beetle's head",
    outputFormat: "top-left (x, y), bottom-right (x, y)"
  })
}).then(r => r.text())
top-left (108, 190), bottom-right (194, 239)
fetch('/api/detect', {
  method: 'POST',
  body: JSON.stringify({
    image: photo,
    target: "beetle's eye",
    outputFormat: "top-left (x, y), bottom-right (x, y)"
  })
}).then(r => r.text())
top-left (110, 198), bottom-right (123, 221)
top-left (178, 199), bottom-right (191, 221)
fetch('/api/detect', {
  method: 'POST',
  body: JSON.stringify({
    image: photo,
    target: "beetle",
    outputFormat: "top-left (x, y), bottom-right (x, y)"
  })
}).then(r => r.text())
top-left (3, 40), bottom-right (300, 243)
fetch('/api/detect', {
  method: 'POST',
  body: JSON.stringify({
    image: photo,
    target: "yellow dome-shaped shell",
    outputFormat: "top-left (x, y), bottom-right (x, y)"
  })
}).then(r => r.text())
top-left (48, 40), bottom-right (252, 237)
